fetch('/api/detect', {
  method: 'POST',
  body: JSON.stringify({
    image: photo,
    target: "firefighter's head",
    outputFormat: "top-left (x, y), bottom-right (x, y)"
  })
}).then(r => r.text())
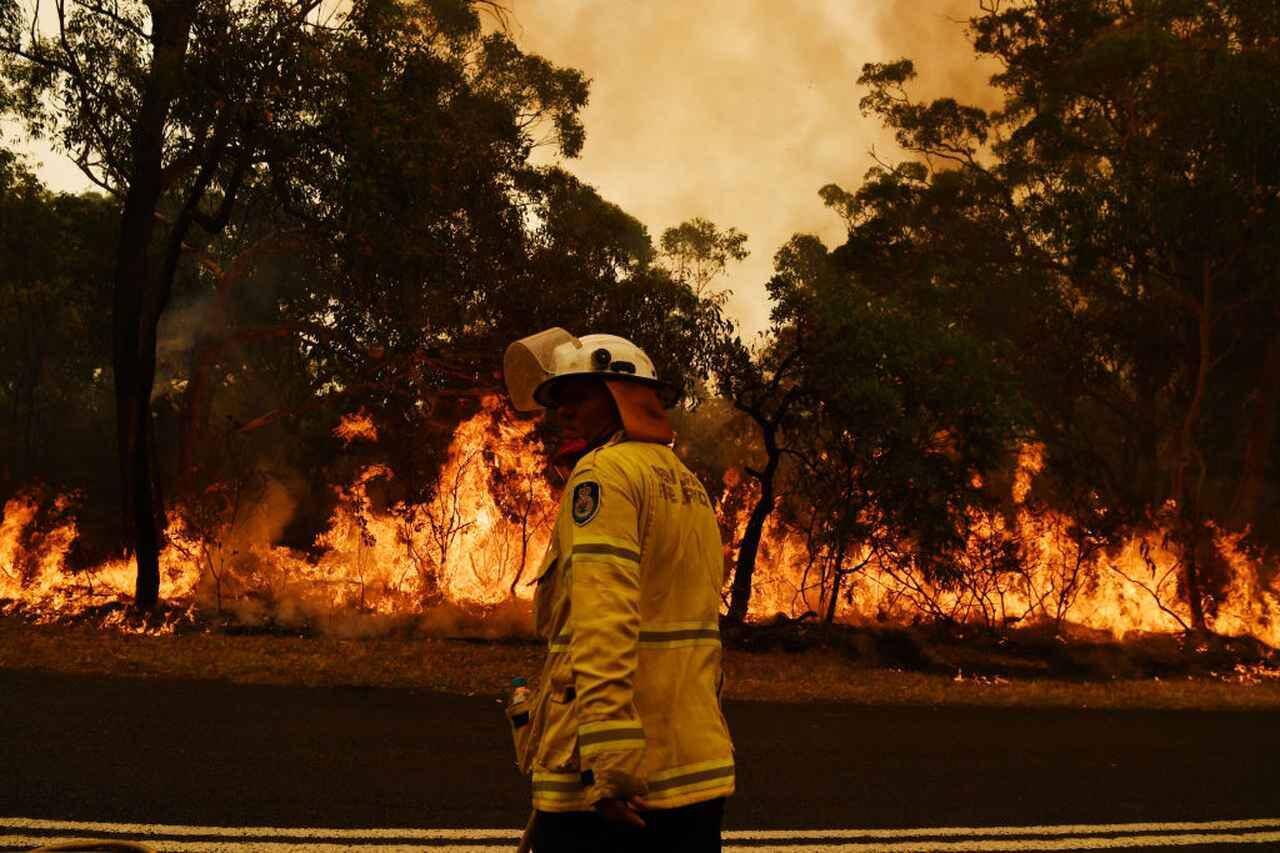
top-left (503, 329), bottom-right (677, 458)
top-left (544, 373), bottom-right (622, 457)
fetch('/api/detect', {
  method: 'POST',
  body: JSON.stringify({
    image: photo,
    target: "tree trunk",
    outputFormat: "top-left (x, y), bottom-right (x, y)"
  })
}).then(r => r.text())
top-left (823, 542), bottom-right (848, 626)
top-left (113, 2), bottom-right (197, 610)
top-left (824, 571), bottom-right (841, 625)
top-left (1170, 262), bottom-right (1214, 633)
top-left (725, 420), bottom-right (780, 625)
top-left (1230, 330), bottom-right (1280, 531)
top-left (1178, 509), bottom-right (1208, 633)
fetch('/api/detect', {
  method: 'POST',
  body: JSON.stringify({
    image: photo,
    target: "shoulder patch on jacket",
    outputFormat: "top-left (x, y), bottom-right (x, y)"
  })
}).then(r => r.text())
top-left (571, 481), bottom-right (601, 526)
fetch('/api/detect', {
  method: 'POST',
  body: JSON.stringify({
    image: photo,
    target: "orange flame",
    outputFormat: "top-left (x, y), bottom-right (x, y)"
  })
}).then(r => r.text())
top-left (2, 414), bottom-right (1278, 646)
top-left (1, 397), bottom-right (551, 631)
top-left (725, 443), bottom-right (1280, 646)
top-left (310, 397), bottom-right (554, 611)
top-left (333, 409), bottom-right (379, 445)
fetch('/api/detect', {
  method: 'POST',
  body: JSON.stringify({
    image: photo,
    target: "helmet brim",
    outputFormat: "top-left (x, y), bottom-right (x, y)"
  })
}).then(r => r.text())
top-left (534, 373), bottom-right (681, 410)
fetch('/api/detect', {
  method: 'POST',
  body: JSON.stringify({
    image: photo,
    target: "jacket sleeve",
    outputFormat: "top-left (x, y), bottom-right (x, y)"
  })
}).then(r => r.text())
top-left (564, 453), bottom-right (647, 804)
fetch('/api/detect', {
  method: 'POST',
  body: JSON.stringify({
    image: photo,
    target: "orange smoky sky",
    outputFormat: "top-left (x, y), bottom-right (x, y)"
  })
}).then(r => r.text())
top-left (18, 1), bottom-right (998, 338)
top-left (508, 0), bottom-right (1000, 337)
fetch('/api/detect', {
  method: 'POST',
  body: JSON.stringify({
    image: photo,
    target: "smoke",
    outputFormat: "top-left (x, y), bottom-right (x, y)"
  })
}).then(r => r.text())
top-left (505, 1), bottom-right (1000, 339)
top-left (868, 1), bottom-right (1003, 110)
top-left (152, 291), bottom-right (219, 402)
top-left (22, 2), bottom-right (1006, 342)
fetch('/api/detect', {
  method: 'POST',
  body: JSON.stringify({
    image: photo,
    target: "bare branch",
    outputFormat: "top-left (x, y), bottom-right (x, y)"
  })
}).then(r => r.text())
top-left (52, 0), bottom-right (127, 185)
top-left (78, 0), bottom-right (151, 41)
top-left (71, 145), bottom-right (123, 198)
top-left (1107, 561), bottom-right (1190, 632)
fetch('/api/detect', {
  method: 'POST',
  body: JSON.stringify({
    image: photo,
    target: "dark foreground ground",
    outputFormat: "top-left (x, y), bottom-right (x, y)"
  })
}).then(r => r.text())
top-left (2, 667), bottom-right (1278, 834)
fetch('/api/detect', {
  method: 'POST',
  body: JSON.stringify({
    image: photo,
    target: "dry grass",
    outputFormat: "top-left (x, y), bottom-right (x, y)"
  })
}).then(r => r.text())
top-left (0, 618), bottom-right (545, 696)
top-left (3, 617), bottom-right (1279, 709)
top-left (723, 652), bottom-right (1280, 709)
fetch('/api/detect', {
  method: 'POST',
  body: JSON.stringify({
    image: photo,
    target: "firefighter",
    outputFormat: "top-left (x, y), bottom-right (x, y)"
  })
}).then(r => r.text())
top-left (504, 328), bottom-right (734, 853)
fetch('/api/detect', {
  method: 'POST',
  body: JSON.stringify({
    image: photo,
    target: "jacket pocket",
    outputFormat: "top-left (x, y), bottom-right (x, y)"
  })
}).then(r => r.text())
top-left (533, 682), bottom-right (580, 772)
top-left (532, 548), bottom-right (559, 637)
top-left (506, 696), bottom-right (539, 776)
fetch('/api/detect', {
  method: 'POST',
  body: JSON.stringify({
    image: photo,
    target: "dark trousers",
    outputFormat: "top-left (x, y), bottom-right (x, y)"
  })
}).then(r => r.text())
top-left (532, 797), bottom-right (725, 853)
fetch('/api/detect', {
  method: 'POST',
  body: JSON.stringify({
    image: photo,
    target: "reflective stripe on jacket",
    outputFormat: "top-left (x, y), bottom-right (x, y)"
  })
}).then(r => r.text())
top-left (526, 433), bottom-right (735, 811)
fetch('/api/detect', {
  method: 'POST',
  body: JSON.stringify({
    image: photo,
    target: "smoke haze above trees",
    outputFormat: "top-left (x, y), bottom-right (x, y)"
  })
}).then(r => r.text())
top-left (443, 0), bottom-right (1003, 338)
top-left (11, 1), bottom-right (1000, 339)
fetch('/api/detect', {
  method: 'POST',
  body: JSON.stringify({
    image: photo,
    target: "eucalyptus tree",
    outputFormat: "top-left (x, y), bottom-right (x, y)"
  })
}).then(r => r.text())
top-left (825, 0), bottom-right (1280, 630)
top-left (720, 230), bottom-right (1024, 626)
top-left (0, 0), bottom-right (588, 608)
top-left (660, 217), bottom-right (749, 300)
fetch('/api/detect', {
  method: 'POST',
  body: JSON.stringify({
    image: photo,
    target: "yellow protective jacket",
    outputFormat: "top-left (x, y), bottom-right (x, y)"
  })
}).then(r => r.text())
top-left (515, 433), bottom-right (735, 812)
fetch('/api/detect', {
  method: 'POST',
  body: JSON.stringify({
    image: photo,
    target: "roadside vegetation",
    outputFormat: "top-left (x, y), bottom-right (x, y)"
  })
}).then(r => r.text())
top-left (3, 616), bottom-right (1277, 711)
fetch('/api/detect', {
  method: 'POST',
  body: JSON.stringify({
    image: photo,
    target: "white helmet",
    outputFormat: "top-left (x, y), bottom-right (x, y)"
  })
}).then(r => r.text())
top-left (504, 327), bottom-right (678, 412)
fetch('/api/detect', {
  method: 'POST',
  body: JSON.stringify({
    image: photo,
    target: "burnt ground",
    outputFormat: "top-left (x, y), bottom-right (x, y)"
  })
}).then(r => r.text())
top-left (725, 616), bottom-right (1280, 681)
top-left (5, 617), bottom-right (1280, 712)
top-left (2, 668), bottom-right (1277, 832)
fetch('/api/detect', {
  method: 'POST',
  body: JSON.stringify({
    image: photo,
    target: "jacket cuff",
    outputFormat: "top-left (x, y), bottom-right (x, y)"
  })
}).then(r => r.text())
top-left (581, 766), bottom-right (648, 805)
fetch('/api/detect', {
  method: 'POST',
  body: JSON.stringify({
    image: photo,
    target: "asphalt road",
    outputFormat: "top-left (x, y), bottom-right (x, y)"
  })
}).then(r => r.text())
top-left (2, 669), bottom-right (1278, 849)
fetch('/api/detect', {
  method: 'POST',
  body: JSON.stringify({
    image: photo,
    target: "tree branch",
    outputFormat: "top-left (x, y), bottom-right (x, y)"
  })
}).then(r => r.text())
top-left (53, 0), bottom-right (126, 185)
top-left (78, 0), bottom-right (151, 41)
